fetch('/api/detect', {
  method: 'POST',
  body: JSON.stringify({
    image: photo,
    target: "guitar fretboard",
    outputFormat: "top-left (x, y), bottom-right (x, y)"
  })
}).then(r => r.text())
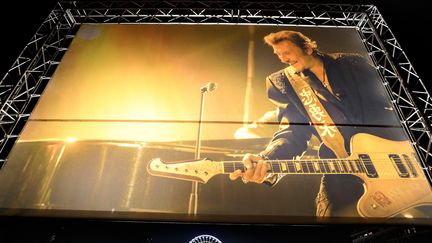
top-left (222, 154), bottom-right (378, 178)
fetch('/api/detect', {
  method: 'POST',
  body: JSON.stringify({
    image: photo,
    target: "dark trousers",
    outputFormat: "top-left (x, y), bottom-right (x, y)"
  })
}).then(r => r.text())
top-left (315, 175), bottom-right (364, 217)
top-left (263, 137), bottom-right (364, 217)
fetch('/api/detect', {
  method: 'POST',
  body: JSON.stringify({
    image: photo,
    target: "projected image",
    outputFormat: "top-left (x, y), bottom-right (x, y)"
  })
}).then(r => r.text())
top-left (0, 24), bottom-right (431, 223)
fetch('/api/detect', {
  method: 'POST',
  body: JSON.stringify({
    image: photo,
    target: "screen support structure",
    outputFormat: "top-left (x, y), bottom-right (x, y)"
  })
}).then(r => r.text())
top-left (0, 1), bottom-right (431, 186)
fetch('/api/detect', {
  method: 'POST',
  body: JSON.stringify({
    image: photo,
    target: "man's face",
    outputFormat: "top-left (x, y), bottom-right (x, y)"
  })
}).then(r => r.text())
top-left (272, 40), bottom-right (313, 72)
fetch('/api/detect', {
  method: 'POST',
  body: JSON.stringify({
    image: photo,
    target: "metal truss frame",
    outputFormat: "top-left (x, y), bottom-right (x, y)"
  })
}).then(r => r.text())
top-left (1, 1), bottom-right (431, 183)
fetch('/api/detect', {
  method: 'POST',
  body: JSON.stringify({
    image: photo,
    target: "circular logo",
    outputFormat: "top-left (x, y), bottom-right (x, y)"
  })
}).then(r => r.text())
top-left (189, 234), bottom-right (222, 243)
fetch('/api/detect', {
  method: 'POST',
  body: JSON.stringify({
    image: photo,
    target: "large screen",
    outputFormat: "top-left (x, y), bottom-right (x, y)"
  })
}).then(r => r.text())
top-left (0, 24), bottom-right (431, 224)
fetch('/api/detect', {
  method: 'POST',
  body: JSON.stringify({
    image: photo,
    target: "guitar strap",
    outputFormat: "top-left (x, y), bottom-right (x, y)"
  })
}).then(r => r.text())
top-left (284, 66), bottom-right (349, 158)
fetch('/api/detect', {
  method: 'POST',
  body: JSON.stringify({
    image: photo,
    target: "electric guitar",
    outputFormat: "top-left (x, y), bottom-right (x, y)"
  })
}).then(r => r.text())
top-left (147, 133), bottom-right (432, 218)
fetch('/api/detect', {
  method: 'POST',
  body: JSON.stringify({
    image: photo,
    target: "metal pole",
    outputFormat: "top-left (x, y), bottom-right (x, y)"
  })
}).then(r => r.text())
top-left (188, 91), bottom-right (205, 215)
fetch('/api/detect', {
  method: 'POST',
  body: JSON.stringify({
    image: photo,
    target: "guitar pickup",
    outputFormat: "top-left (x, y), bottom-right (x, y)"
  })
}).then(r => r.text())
top-left (359, 154), bottom-right (378, 178)
top-left (403, 154), bottom-right (418, 178)
top-left (388, 154), bottom-right (409, 178)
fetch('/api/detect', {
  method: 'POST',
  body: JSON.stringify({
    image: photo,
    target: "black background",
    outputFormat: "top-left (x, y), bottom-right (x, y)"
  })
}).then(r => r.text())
top-left (0, 1), bottom-right (431, 242)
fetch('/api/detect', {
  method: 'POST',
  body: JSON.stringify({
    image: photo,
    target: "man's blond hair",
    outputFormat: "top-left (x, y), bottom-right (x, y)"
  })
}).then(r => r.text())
top-left (264, 30), bottom-right (318, 53)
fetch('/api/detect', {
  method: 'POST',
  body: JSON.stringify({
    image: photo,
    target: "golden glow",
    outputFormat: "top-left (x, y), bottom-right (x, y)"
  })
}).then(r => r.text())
top-left (403, 213), bottom-right (414, 219)
top-left (19, 24), bottom-right (277, 142)
top-left (115, 143), bottom-right (143, 148)
top-left (234, 126), bottom-right (260, 139)
top-left (66, 137), bottom-right (77, 143)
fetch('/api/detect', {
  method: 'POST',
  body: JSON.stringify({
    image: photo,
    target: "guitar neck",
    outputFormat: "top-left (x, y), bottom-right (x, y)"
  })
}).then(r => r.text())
top-left (222, 156), bottom-right (377, 177)
top-left (148, 135), bottom-right (422, 184)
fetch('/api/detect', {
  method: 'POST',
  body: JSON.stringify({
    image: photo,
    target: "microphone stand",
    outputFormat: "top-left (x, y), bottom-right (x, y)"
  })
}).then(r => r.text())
top-left (188, 89), bottom-right (206, 215)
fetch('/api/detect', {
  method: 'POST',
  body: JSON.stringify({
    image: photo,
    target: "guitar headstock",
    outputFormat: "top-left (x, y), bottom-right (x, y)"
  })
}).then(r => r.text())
top-left (147, 158), bottom-right (224, 183)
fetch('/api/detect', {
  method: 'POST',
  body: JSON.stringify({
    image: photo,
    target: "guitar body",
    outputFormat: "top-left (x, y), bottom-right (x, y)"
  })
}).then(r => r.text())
top-left (350, 133), bottom-right (432, 217)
